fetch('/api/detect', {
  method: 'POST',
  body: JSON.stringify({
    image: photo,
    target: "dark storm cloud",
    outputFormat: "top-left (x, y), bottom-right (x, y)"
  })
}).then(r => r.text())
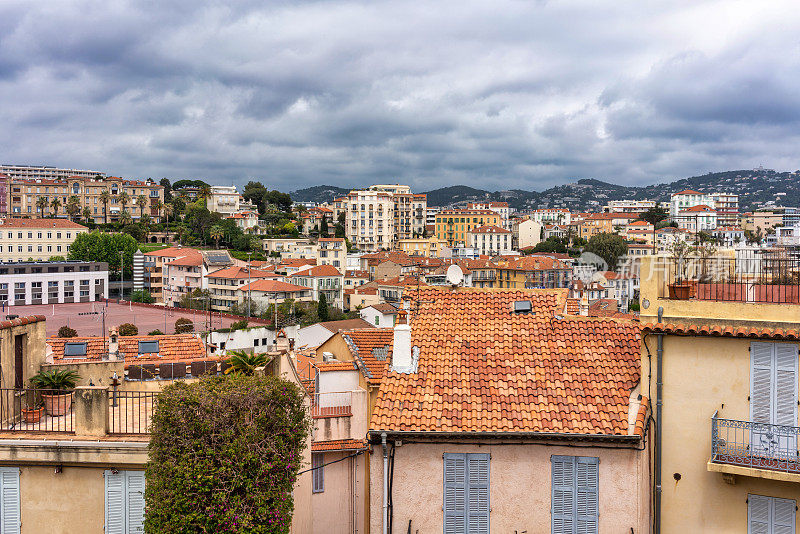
top-left (1, 0), bottom-right (799, 191)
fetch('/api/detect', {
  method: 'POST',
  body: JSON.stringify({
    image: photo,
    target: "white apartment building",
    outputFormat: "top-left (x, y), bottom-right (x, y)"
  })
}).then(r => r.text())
top-left (532, 208), bottom-right (571, 225)
top-left (0, 219), bottom-right (88, 262)
top-left (317, 238), bottom-right (346, 270)
top-left (604, 200), bottom-right (656, 213)
top-left (208, 186), bottom-right (240, 215)
top-left (345, 189), bottom-right (396, 252)
top-left (468, 202), bottom-right (511, 229)
top-left (0, 165), bottom-right (104, 180)
top-left (412, 194), bottom-right (427, 236)
top-left (669, 189), bottom-right (714, 218)
top-left (513, 219), bottom-right (543, 249)
top-left (0, 260), bottom-right (108, 306)
top-left (711, 192), bottom-right (739, 226)
top-left (676, 205), bottom-right (717, 233)
top-left (467, 225), bottom-right (512, 256)
top-left (426, 206), bottom-right (441, 226)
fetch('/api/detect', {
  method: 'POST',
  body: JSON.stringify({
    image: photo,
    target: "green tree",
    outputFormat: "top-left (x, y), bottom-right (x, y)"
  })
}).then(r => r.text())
top-left (210, 225), bottom-right (224, 248)
top-left (36, 196), bottom-right (48, 217)
top-left (66, 196), bottom-right (81, 221)
top-left (118, 191), bottom-right (130, 214)
top-left (224, 351), bottom-right (272, 376)
top-left (118, 323), bottom-right (139, 336)
top-left (136, 194), bottom-right (147, 218)
top-left (320, 216), bottom-right (329, 235)
top-left (144, 375), bottom-right (310, 533)
top-left (531, 237), bottom-right (568, 254)
top-left (99, 190), bottom-right (111, 224)
top-left (159, 178), bottom-right (172, 201)
top-left (174, 318), bottom-right (194, 333)
top-left (50, 197), bottom-right (61, 218)
top-left (129, 290), bottom-right (155, 304)
top-left (640, 206), bottom-right (668, 225)
top-left (585, 232), bottom-right (628, 270)
top-left (82, 206), bottom-right (93, 222)
top-left (317, 294), bottom-right (329, 322)
top-left (68, 231), bottom-right (139, 279)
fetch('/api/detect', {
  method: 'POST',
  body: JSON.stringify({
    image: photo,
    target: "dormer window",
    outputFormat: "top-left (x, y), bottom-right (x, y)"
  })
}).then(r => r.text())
top-left (64, 342), bottom-right (87, 358)
top-left (513, 300), bottom-right (532, 314)
top-left (138, 340), bottom-right (159, 354)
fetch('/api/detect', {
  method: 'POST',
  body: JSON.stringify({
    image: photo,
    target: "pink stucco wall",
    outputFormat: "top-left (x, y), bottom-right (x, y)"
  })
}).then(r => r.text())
top-left (312, 450), bottom-right (368, 534)
top-left (369, 440), bottom-right (649, 534)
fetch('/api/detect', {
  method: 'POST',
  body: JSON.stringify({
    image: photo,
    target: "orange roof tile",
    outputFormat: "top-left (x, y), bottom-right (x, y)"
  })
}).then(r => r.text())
top-left (371, 288), bottom-right (641, 437)
top-left (469, 225), bottom-right (511, 234)
top-left (48, 334), bottom-right (207, 365)
top-left (342, 328), bottom-right (394, 383)
top-left (0, 218), bottom-right (87, 229)
top-left (291, 265), bottom-right (342, 277)
top-left (207, 266), bottom-right (275, 280)
top-left (238, 280), bottom-right (309, 293)
top-left (641, 322), bottom-right (800, 340)
top-left (311, 438), bottom-right (368, 451)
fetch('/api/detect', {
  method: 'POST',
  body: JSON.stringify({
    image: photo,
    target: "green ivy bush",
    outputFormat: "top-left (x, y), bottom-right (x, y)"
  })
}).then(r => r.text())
top-left (145, 375), bottom-right (311, 533)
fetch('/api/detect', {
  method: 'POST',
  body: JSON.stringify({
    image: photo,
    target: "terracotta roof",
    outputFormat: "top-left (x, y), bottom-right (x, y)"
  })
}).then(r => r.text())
top-left (494, 256), bottom-right (569, 271)
top-left (238, 280), bottom-right (309, 293)
top-left (280, 258), bottom-right (317, 268)
top-left (371, 288), bottom-right (642, 436)
top-left (207, 266), bottom-right (275, 280)
top-left (48, 334), bottom-right (207, 365)
top-left (672, 189), bottom-right (703, 196)
top-left (585, 212), bottom-right (640, 220)
top-left (312, 438), bottom-right (368, 451)
top-left (0, 315), bottom-right (45, 331)
top-left (628, 220), bottom-right (652, 227)
top-left (680, 204), bottom-right (714, 213)
top-left (317, 361), bottom-right (358, 372)
top-left (292, 265), bottom-right (342, 277)
top-left (641, 322), bottom-right (800, 340)
top-left (0, 218), bottom-right (87, 229)
top-left (318, 318), bottom-right (375, 333)
top-left (634, 397), bottom-right (649, 438)
top-left (376, 276), bottom-right (426, 288)
top-left (469, 225), bottom-right (511, 234)
top-left (367, 303), bottom-right (398, 314)
top-left (345, 270), bottom-right (370, 278)
top-left (143, 246), bottom-right (198, 258)
top-left (166, 250), bottom-right (204, 267)
top-left (342, 328), bottom-right (394, 383)
top-left (565, 298), bottom-right (580, 315)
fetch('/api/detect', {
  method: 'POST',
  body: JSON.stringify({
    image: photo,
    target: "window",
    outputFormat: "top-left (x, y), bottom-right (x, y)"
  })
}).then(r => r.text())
top-left (751, 342), bottom-right (798, 454)
top-left (551, 455), bottom-right (598, 534)
top-left (0, 467), bottom-right (20, 530)
top-left (443, 453), bottom-right (489, 534)
top-left (138, 340), bottom-right (159, 354)
top-left (254, 339), bottom-right (260, 347)
top-left (13, 283), bottom-right (24, 289)
top-left (748, 495), bottom-right (795, 533)
top-left (312, 453), bottom-right (324, 493)
top-left (64, 342), bottom-right (88, 357)
top-left (104, 470), bottom-right (145, 534)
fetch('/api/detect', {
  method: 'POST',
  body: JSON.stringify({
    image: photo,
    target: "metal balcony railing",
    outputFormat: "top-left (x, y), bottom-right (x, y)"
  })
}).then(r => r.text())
top-left (312, 392), bottom-right (352, 418)
top-left (711, 412), bottom-right (800, 474)
top-left (0, 388), bottom-right (75, 433)
top-left (108, 391), bottom-right (157, 435)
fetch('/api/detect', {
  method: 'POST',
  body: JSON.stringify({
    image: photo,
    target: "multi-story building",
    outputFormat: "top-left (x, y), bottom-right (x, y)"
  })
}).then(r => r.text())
top-left (532, 208), bottom-right (571, 225)
top-left (669, 189), bottom-right (715, 218)
top-left (467, 225), bottom-right (512, 256)
top-left (411, 194), bottom-right (427, 236)
top-left (395, 237), bottom-right (448, 258)
top-left (237, 279), bottom-right (313, 309)
top-left (143, 247), bottom-right (233, 306)
top-left (513, 218), bottom-right (543, 249)
top-left (604, 199), bottom-right (657, 213)
top-left (226, 210), bottom-right (258, 231)
top-left (467, 201), bottom-right (511, 229)
top-left (676, 204), bottom-right (717, 233)
top-left (435, 209), bottom-right (502, 247)
top-left (711, 192), bottom-right (739, 227)
top-left (493, 256), bottom-right (571, 289)
top-left (0, 164), bottom-right (105, 180)
top-left (639, 254), bottom-right (800, 533)
top-left (3, 175), bottom-right (164, 222)
top-left (345, 188), bottom-right (395, 252)
top-left (0, 219), bottom-right (88, 261)
top-left (207, 185), bottom-right (240, 215)
top-left (578, 212), bottom-right (639, 241)
top-left (425, 206), bottom-right (441, 226)
top-left (0, 260), bottom-right (107, 306)
top-left (261, 238), bottom-right (313, 257)
top-left (316, 238), bottom-right (346, 270)
top-left (290, 265), bottom-right (344, 308)
top-left (711, 226), bottom-right (745, 247)
top-left (206, 265), bottom-right (276, 311)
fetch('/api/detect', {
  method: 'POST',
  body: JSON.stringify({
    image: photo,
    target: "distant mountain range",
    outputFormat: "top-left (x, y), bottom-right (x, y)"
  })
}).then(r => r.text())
top-left (290, 168), bottom-right (800, 212)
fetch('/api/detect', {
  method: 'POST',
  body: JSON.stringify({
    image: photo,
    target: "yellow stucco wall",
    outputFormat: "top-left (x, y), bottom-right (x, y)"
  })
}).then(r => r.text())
top-left (642, 333), bottom-right (800, 532)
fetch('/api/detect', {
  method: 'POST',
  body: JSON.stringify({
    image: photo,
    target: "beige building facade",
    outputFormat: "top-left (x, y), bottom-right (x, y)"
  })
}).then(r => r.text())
top-left (0, 219), bottom-right (88, 261)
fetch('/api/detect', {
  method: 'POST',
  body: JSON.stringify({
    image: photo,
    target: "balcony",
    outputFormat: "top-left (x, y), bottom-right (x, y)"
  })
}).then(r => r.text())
top-left (709, 412), bottom-right (800, 482)
top-left (311, 391), bottom-right (352, 418)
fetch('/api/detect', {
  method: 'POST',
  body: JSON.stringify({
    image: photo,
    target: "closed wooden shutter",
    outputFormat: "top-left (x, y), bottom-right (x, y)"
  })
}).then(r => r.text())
top-left (748, 494), bottom-right (797, 534)
top-left (751, 342), bottom-right (773, 424)
top-left (467, 454), bottom-right (490, 534)
top-left (552, 456), bottom-right (576, 534)
top-left (126, 472), bottom-right (146, 534)
top-left (443, 453), bottom-right (466, 534)
top-left (772, 497), bottom-right (796, 534)
top-left (105, 470), bottom-right (126, 534)
top-left (0, 467), bottom-right (20, 534)
top-left (576, 457), bottom-right (599, 534)
top-left (774, 344), bottom-right (798, 427)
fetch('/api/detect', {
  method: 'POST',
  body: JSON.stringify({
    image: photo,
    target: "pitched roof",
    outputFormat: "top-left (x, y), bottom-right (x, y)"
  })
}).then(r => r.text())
top-left (238, 280), bottom-right (309, 293)
top-left (469, 225), bottom-right (511, 234)
top-left (680, 204), bottom-right (714, 213)
top-left (366, 303), bottom-right (399, 314)
top-left (494, 256), bottom-right (569, 271)
top-left (318, 318), bottom-right (374, 333)
top-left (292, 264), bottom-right (342, 277)
top-left (166, 249), bottom-right (205, 267)
top-left (207, 266), bottom-right (275, 280)
top-left (641, 322), bottom-right (800, 340)
top-left (48, 334), bottom-right (208, 365)
top-left (341, 328), bottom-right (395, 383)
top-left (143, 246), bottom-right (198, 258)
top-left (0, 315), bottom-right (45, 331)
top-left (672, 189), bottom-right (703, 196)
top-left (0, 218), bottom-right (87, 229)
top-left (371, 288), bottom-right (641, 436)
top-left (312, 438), bottom-right (368, 451)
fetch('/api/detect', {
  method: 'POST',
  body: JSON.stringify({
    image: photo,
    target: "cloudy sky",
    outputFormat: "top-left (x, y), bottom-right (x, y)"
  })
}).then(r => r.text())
top-left (1, 1), bottom-right (799, 192)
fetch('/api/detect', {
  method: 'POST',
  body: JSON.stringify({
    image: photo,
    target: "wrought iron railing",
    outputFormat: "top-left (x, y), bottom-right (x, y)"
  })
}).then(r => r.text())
top-left (0, 388), bottom-right (75, 433)
top-left (662, 255), bottom-right (800, 303)
top-left (711, 412), bottom-right (800, 474)
top-left (108, 391), bottom-right (156, 434)
top-left (311, 391), bottom-right (352, 418)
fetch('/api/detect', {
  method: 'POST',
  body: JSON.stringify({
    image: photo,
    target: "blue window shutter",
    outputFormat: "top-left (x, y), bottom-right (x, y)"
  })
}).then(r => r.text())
top-left (0, 467), bottom-right (20, 534)
top-left (467, 454), bottom-right (490, 534)
top-left (125, 471), bottom-right (146, 534)
top-left (774, 343), bottom-right (798, 427)
top-left (443, 453), bottom-right (466, 534)
top-left (551, 456), bottom-right (575, 534)
top-left (104, 470), bottom-right (125, 534)
top-left (750, 342), bottom-right (773, 424)
top-left (748, 494), bottom-right (771, 534)
top-left (575, 457), bottom-right (599, 534)
top-left (772, 496), bottom-right (796, 533)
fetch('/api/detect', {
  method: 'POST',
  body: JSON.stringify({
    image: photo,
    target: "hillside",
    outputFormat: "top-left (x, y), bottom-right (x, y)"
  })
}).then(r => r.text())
top-left (291, 168), bottom-right (800, 212)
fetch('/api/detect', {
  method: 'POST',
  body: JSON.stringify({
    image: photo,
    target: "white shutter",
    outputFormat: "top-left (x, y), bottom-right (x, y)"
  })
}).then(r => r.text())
top-left (773, 344), bottom-right (798, 427)
top-left (772, 497), bottom-right (796, 534)
top-left (467, 454), bottom-right (490, 534)
top-left (751, 342), bottom-right (773, 424)
top-left (576, 457), bottom-right (599, 534)
top-left (105, 470), bottom-right (125, 534)
top-left (443, 453), bottom-right (466, 534)
top-left (748, 494), bottom-right (770, 534)
top-left (125, 472), bottom-right (146, 534)
top-left (552, 456), bottom-right (575, 534)
top-left (0, 467), bottom-right (20, 534)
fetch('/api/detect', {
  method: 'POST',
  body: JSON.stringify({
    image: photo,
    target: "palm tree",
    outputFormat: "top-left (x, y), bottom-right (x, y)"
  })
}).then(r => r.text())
top-left (136, 194), bottom-right (147, 219)
top-left (50, 198), bottom-right (61, 218)
top-left (82, 206), bottom-right (92, 223)
top-left (120, 211), bottom-right (133, 226)
top-left (140, 213), bottom-right (152, 241)
top-left (66, 196), bottom-right (81, 221)
top-left (210, 225), bottom-right (224, 248)
top-left (118, 191), bottom-right (130, 215)
top-left (223, 350), bottom-right (271, 376)
top-left (199, 184), bottom-right (212, 201)
top-left (99, 190), bottom-right (111, 224)
top-left (36, 197), bottom-right (48, 217)
top-left (154, 200), bottom-right (164, 224)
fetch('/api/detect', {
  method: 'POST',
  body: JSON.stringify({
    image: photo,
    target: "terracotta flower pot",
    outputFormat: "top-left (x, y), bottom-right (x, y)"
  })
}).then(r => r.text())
top-left (42, 393), bottom-right (72, 417)
top-left (21, 407), bottom-right (44, 424)
top-left (668, 283), bottom-right (691, 300)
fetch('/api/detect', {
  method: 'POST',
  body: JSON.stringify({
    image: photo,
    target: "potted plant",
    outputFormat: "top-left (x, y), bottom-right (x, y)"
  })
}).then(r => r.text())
top-left (29, 369), bottom-right (81, 417)
top-left (668, 241), bottom-right (693, 299)
top-left (21, 391), bottom-right (44, 423)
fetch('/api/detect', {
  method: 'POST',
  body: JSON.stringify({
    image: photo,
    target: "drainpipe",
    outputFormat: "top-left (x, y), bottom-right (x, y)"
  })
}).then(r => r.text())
top-left (655, 306), bottom-right (664, 534)
top-left (382, 432), bottom-right (388, 534)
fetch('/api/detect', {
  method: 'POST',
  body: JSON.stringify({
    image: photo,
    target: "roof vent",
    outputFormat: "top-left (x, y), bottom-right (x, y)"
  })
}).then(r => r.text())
top-left (322, 351), bottom-right (335, 362)
top-left (513, 300), bottom-right (533, 314)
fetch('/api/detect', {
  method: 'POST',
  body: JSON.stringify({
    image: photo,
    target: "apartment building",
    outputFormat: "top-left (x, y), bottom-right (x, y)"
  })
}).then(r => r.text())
top-left (493, 256), bottom-right (571, 289)
top-left (669, 189), bottom-right (714, 218)
top-left (639, 254), bottom-right (799, 533)
top-left (711, 192), bottom-right (739, 226)
top-left (290, 265), bottom-right (344, 308)
top-left (300, 207), bottom-right (334, 235)
top-left (435, 209), bottom-right (502, 247)
top-left (467, 225), bottom-right (512, 255)
top-left (0, 260), bottom-right (107, 305)
top-left (206, 265), bottom-right (276, 311)
top-left (578, 212), bottom-right (639, 241)
top-left (411, 194), bottom-right (427, 236)
top-left (4, 175), bottom-right (164, 222)
top-left (0, 164), bottom-right (104, 180)
top-left (226, 210), bottom-right (258, 231)
top-left (317, 238), bottom-right (346, 269)
top-left (604, 199), bottom-right (657, 213)
top-left (261, 238), bottom-right (313, 256)
top-left (467, 201), bottom-right (510, 229)
top-left (676, 204), bottom-right (717, 233)
top-left (143, 247), bottom-right (233, 306)
top-left (0, 219), bottom-right (88, 262)
top-left (532, 208), bottom-right (571, 225)
top-left (395, 237), bottom-right (448, 258)
top-left (343, 185), bottom-right (426, 252)
top-left (512, 218), bottom-right (543, 249)
top-left (207, 185), bottom-right (239, 215)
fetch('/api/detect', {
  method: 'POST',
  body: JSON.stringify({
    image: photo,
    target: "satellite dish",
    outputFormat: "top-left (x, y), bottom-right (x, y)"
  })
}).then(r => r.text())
top-left (446, 265), bottom-right (464, 287)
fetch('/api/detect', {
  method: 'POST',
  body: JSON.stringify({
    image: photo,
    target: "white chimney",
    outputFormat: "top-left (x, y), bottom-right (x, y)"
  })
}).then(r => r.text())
top-left (391, 310), bottom-right (416, 373)
top-left (107, 327), bottom-right (120, 361)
